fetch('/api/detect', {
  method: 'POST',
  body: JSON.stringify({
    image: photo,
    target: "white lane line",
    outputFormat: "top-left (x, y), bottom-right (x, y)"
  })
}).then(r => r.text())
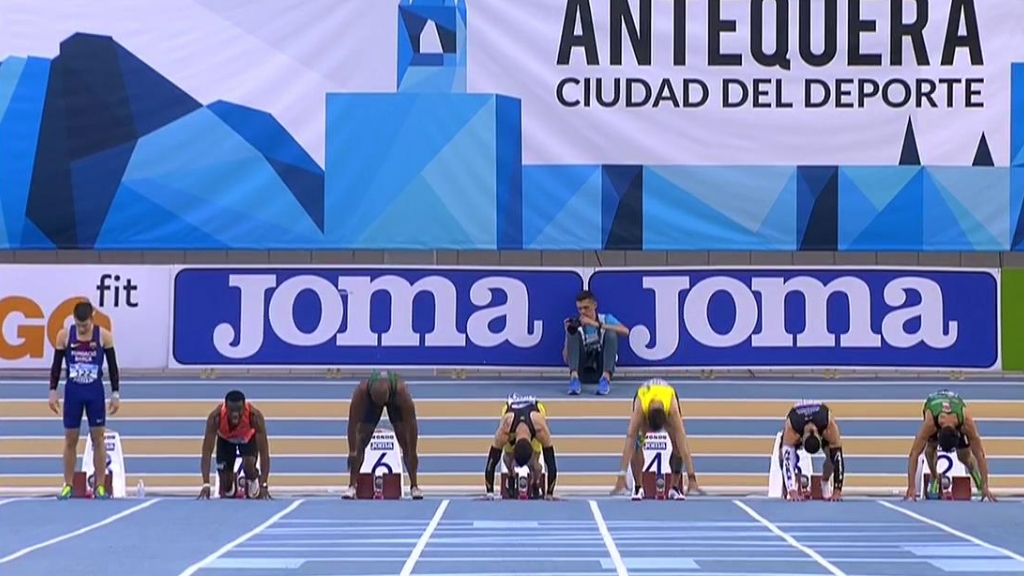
top-left (174, 499), bottom-right (306, 576)
top-left (733, 500), bottom-right (848, 576)
top-left (0, 498), bottom-right (162, 564)
top-left (589, 500), bottom-right (629, 576)
top-left (878, 501), bottom-right (1024, 563)
top-left (398, 499), bottom-right (450, 576)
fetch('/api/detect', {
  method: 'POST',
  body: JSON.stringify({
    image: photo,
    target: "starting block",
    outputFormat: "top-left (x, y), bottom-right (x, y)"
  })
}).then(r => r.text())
top-left (768, 432), bottom-right (815, 499)
top-left (71, 471), bottom-right (114, 498)
top-left (627, 431), bottom-right (679, 499)
top-left (356, 472), bottom-right (403, 499)
top-left (784, 474), bottom-right (834, 500)
top-left (358, 425), bottom-right (408, 498)
top-left (641, 471), bottom-right (673, 500)
top-left (500, 468), bottom-right (546, 499)
top-left (916, 452), bottom-right (971, 500)
top-left (213, 453), bottom-right (262, 498)
top-left (80, 429), bottom-right (127, 498)
top-left (923, 473), bottom-right (972, 501)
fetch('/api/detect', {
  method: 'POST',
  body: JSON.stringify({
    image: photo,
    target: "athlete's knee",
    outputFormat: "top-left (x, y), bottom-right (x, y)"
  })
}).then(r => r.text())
top-left (242, 456), bottom-right (259, 474)
top-left (63, 428), bottom-right (80, 446)
top-left (669, 453), bottom-right (683, 474)
top-left (397, 427), bottom-right (418, 451)
top-left (347, 446), bottom-right (366, 468)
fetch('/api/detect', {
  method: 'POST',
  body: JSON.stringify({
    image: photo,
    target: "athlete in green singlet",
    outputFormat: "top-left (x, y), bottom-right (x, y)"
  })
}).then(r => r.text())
top-left (904, 390), bottom-right (996, 501)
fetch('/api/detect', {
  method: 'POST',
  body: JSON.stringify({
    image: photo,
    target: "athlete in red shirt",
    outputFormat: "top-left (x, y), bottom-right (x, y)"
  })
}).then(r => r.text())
top-left (197, 390), bottom-right (272, 499)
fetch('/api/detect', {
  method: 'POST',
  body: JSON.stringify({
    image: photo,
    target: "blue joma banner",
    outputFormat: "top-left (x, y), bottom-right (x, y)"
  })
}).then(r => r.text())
top-left (170, 267), bottom-right (584, 367)
top-left (588, 268), bottom-right (1000, 370)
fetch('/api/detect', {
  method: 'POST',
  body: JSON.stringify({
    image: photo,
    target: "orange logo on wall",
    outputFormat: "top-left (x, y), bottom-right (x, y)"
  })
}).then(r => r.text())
top-left (0, 296), bottom-right (112, 360)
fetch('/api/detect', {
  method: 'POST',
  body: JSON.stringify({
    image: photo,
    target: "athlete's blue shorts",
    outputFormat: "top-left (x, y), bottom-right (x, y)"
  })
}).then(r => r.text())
top-left (63, 383), bottom-right (106, 429)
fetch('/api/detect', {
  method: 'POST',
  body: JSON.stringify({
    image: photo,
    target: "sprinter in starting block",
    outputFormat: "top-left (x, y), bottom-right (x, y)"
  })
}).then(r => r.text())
top-left (904, 390), bottom-right (997, 501)
top-left (197, 390), bottom-right (272, 499)
top-left (483, 394), bottom-right (559, 499)
top-left (343, 371), bottom-right (423, 500)
top-left (779, 400), bottom-right (845, 501)
top-left (611, 379), bottom-right (699, 499)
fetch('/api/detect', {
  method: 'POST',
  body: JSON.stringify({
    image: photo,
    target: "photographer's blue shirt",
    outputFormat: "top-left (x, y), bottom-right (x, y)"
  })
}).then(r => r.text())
top-left (583, 313), bottom-right (620, 349)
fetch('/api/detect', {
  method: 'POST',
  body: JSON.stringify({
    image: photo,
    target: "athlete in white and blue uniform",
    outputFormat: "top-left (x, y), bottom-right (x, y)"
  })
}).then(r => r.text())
top-left (48, 301), bottom-right (121, 500)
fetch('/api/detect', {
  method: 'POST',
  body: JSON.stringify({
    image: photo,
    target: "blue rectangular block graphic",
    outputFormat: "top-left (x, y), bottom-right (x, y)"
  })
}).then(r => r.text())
top-left (601, 558), bottom-right (700, 569)
top-left (324, 93), bottom-right (522, 249)
top-left (927, 559), bottom-right (1024, 572)
top-left (904, 545), bottom-right (1003, 557)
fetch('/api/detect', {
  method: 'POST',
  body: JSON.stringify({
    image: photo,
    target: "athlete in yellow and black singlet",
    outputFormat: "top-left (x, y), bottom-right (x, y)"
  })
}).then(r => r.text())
top-left (483, 394), bottom-right (559, 499)
top-left (612, 379), bottom-right (699, 499)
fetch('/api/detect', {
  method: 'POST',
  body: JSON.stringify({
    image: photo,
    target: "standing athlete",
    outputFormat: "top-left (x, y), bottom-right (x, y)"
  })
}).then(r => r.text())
top-left (905, 390), bottom-right (997, 501)
top-left (611, 379), bottom-right (699, 499)
top-left (198, 390), bottom-right (272, 499)
top-left (779, 400), bottom-right (845, 501)
top-left (49, 301), bottom-right (121, 500)
top-left (342, 371), bottom-right (423, 499)
top-left (483, 394), bottom-right (559, 499)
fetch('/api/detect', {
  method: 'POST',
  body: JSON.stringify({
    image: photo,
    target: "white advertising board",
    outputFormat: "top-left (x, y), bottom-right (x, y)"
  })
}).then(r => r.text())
top-left (0, 265), bottom-right (171, 370)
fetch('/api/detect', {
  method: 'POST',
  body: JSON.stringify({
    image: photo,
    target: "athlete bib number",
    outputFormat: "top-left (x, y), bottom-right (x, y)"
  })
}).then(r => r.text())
top-left (68, 364), bottom-right (99, 384)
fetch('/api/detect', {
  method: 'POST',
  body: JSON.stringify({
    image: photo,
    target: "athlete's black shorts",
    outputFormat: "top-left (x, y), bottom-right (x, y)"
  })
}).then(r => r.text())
top-left (507, 405), bottom-right (539, 438)
top-left (216, 436), bottom-right (257, 472)
top-left (362, 401), bottom-right (403, 426)
top-left (787, 404), bottom-right (830, 434)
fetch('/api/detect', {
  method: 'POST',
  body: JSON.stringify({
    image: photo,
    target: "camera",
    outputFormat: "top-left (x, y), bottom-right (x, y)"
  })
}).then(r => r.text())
top-left (565, 317), bottom-right (582, 335)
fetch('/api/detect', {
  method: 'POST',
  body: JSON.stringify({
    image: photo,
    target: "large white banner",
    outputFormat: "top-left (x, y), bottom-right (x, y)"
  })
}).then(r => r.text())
top-left (469, 0), bottom-right (1024, 166)
top-left (0, 265), bottom-right (171, 369)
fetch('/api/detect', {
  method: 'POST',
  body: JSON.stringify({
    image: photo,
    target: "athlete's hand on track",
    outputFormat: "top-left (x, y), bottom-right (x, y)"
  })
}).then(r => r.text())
top-left (980, 487), bottom-right (998, 502)
top-left (685, 477), bottom-right (703, 495)
top-left (903, 487), bottom-right (917, 501)
top-left (108, 395), bottom-right (120, 415)
top-left (197, 485), bottom-right (212, 500)
top-left (544, 494), bottom-right (562, 501)
top-left (48, 390), bottom-right (61, 415)
top-left (256, 484), bottom-right (273, 500)
top-left (610, 476), bottom-right (628, 496)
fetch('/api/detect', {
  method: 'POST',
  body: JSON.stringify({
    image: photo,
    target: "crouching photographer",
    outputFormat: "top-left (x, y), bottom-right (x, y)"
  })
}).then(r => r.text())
top-left (563, 290), bottom-right (630, 396)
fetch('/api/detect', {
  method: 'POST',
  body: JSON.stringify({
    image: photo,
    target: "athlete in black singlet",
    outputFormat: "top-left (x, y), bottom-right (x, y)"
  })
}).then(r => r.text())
top-left (343, 371), bottom-right (422, 499)
top-left (779, 400), bottom-right (845, 500)
top-left (483, 394), bottom-right (559, 499)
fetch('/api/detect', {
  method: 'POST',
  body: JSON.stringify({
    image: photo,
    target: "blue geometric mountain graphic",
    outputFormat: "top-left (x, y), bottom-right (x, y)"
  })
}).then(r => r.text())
top-left (0, 33), bottom-right (324, 249)
top-left (0, 11), bottom-right (1022, 251)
